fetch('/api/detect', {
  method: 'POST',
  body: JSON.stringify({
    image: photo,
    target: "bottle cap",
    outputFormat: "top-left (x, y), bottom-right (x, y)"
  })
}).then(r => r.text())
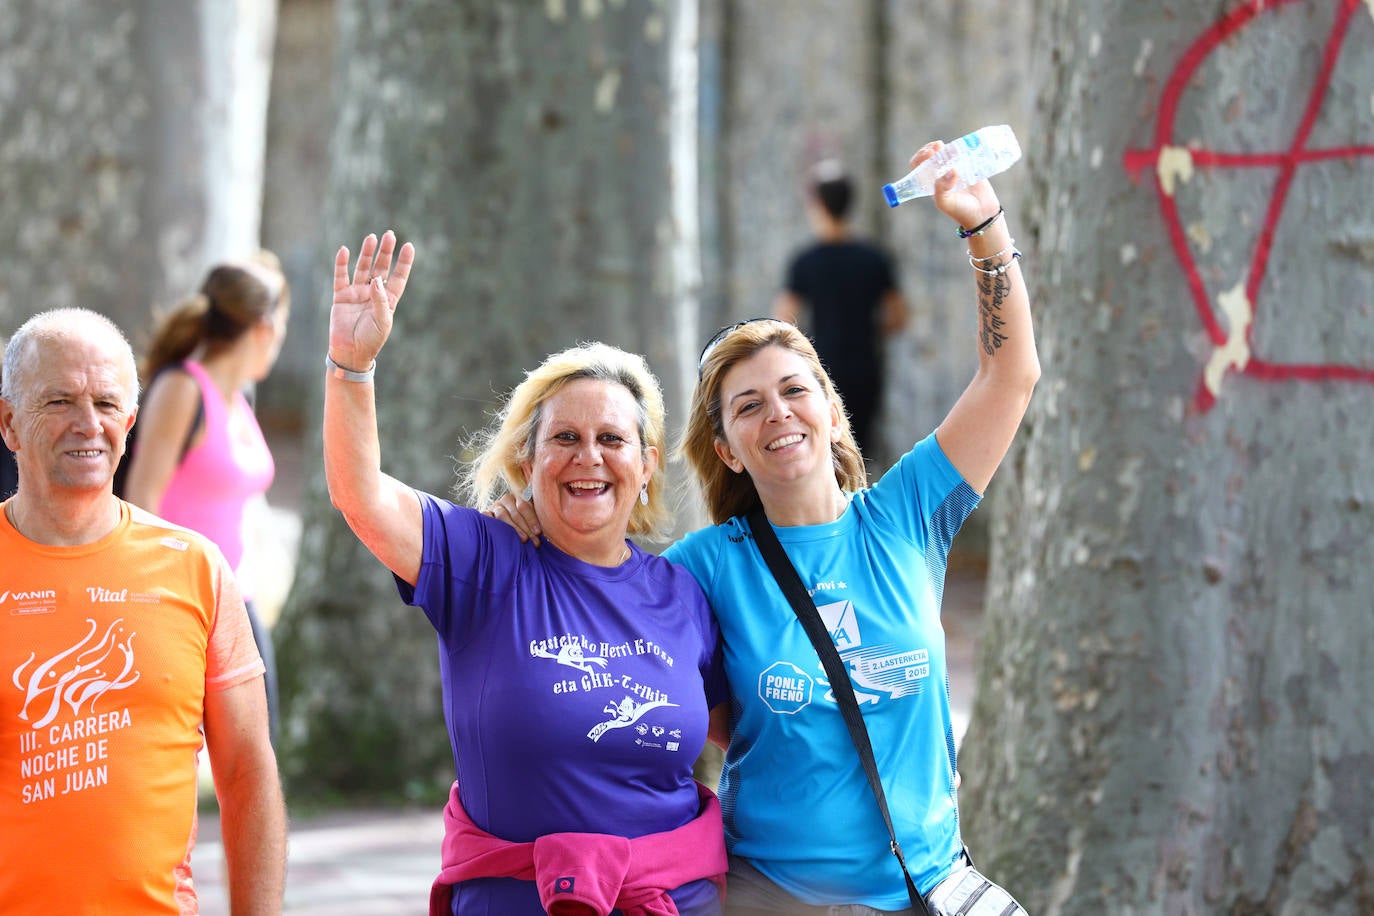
top-left (881, 184), bottom-right (900, 208)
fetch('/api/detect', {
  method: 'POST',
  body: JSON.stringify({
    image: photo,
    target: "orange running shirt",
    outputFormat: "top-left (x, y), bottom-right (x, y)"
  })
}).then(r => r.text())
top-left (0, 499), bottom-right (264, 915)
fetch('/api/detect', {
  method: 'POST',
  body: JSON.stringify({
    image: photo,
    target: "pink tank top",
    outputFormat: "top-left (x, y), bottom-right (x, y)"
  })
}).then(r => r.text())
top-left (156, 360), bottom-right (275, 585)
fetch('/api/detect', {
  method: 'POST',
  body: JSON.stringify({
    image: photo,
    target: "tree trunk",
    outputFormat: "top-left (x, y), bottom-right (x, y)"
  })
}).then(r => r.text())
top-left (0, 1), bottom-right (275, 336)
top-left (275, 0), bottom-right (688, 801)
top-left (960, 1), bottom-right (1374, 912)
top-left (258, 0), bottom-right (338, 428)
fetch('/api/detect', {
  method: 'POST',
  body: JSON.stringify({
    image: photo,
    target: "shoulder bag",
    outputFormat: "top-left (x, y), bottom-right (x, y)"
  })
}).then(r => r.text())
top-left (747, 508), bottom-right (933, 915)
top-left (747, 509), bottom-right (1028, 916)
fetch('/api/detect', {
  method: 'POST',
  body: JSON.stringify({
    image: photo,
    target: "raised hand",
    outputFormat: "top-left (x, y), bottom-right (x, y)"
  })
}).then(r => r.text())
top-left (907, 141), bottom-right (1002, 231)
top-left (328, 230), bottom-right (415, 371)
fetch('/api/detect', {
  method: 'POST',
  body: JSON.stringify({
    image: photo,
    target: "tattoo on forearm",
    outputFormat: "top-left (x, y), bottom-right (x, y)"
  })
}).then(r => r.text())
top-left (977, 268), bottom-right (1013, 356)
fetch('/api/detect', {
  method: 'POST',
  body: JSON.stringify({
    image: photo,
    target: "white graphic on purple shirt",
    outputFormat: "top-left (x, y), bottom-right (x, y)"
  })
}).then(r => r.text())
top-left (586, 695), bottom-right (679, 743)
top-left (531, 641), bottom-right (609, 674)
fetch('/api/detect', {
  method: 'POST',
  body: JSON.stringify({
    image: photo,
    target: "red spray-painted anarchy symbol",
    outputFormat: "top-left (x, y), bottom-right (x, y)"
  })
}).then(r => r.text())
top-left (1123, 0), bottom-right (1374, 411)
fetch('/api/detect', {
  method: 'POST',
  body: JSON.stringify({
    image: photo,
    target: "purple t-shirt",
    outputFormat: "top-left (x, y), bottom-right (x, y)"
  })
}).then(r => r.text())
top-left (398, 492), bottom-right (727, 916)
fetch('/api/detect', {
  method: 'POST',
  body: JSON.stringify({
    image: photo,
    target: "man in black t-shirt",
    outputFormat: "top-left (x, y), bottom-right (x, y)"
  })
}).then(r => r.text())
top-left (774, 160), bottom-right (908, 462)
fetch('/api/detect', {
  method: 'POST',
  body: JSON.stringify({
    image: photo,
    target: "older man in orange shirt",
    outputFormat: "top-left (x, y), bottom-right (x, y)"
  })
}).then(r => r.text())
top-left (0, 308), bottom-right (285, 915)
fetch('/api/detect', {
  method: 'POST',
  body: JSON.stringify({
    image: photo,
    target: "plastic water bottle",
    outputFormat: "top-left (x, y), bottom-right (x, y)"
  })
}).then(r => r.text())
top-left (882, 124), bottom-right (1022, 208)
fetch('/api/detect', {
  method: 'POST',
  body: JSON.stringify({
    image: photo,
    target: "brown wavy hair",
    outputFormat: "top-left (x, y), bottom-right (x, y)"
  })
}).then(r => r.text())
top-left (680, 320), bottom-right (866, 525)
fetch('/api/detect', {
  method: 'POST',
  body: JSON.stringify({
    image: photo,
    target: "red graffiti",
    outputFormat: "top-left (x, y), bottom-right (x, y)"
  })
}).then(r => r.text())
top-left (1123, 0), bottom-right (1374, 411)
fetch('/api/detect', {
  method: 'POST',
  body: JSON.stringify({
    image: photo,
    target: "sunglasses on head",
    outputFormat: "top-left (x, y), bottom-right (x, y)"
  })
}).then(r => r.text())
top-left (696, 318), bottom-right (782, 377)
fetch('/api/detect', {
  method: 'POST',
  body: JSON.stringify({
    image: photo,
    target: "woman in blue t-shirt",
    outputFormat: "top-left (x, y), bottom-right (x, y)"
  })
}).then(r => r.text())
top-left (323, 231), bottom-right (728, 916)
top-left (670, 142), bottom-right (1035, 915)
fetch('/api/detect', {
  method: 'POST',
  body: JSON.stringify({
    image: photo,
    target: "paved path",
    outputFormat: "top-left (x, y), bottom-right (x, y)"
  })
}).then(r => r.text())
top-left (195, 808), bottom-right (442, 915)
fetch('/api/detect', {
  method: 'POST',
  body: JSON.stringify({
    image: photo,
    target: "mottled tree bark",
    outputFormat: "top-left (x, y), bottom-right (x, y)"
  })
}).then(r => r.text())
top-left (0, 1), bottom-right (275, 338)
top-left (275, 0), bottom-right (689, 801)
top-left (960, 1), bottom-right (1374, 912)
top-left (258, 0), bottom-right (337, 426)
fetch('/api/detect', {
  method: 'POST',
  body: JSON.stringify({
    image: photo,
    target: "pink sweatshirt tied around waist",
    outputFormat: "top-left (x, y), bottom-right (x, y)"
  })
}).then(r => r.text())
top-left (430, 780), bottom-right (727, 916)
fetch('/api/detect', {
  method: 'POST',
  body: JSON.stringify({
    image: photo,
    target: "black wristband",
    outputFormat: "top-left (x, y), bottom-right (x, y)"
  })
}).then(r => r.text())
top-left (957, 206), bottom-right (1005, 239)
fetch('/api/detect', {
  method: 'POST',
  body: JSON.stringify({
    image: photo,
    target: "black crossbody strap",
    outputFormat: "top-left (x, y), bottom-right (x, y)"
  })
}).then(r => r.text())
top-left (748, 509), bottom-right (932, 916)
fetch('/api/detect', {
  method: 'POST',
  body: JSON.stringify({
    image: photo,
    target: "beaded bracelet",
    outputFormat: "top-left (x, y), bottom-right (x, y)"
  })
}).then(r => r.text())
top-left (957, 206), bottom-right (1004, 239)
top-left (968, 250), bottom-right (1022, 276)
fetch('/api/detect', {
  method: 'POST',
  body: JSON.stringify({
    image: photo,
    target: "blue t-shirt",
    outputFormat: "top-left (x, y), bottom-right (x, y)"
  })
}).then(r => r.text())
top-left (398, 492), bottom-right (728, 916)
top-left (664, 433), bottom-right (979, 908)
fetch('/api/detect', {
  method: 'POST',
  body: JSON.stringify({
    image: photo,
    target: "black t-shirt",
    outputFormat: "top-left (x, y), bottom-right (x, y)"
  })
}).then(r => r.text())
top-left (784, 240), bottom-right (898, 382)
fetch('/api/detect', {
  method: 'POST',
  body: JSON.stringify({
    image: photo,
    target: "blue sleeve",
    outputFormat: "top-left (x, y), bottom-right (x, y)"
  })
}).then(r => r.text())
top-left (864, 433), bottom-right (981, 558)
top-left (661, 526), bottom-right (716, 591)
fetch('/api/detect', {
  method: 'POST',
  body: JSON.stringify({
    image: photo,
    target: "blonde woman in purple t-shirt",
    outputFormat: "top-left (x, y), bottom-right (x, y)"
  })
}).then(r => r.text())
top-left (123, 254), bottom-right (290, 740)
top-left (324, 231), bottom-right (728, 916)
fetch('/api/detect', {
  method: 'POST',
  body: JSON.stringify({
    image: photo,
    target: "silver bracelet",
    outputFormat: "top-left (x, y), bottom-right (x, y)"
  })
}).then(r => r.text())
top-left (325, 353), bottom-right (376, 383)
top-left (968, 250), bottom-right (1022, 276)
top-left (968, 239), bottom-right (1016, 263)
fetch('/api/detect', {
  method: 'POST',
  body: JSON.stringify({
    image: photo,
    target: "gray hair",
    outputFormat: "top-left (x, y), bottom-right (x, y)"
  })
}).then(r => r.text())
top-left (2, 308), bottom-right (140, 407)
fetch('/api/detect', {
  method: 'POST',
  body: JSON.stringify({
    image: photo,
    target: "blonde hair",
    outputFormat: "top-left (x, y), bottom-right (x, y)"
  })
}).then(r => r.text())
top-left (681, 321), bottom-right (866, 525)
top-left (141, 254), bottom-right (289, 384)
top-left (460, 342), bottom-right (671, 540)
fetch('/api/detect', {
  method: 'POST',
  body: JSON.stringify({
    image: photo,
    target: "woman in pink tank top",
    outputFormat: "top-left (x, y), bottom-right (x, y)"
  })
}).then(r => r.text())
top-left (123, 254), bottom-right (289, 741)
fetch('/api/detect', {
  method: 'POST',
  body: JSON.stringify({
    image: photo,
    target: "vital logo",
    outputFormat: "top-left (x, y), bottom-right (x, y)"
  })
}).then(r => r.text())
top-left (85, 587), bottom-right (128, 603)
top-left (11, 618), bottom-right (140, 728)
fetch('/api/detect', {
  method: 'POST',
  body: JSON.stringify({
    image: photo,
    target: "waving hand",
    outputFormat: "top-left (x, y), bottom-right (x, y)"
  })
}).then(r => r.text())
top-left (329, 230), bottom-right (415, 372)
top-left (323, 229), bottom-right (423, 585)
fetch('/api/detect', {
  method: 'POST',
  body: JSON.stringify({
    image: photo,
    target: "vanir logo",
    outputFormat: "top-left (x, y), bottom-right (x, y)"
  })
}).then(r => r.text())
top-left (1, 589), bottom-right (57, 603)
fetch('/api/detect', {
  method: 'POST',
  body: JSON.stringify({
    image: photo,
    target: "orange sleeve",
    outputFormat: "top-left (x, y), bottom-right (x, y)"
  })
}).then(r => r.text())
top-left (204, 552), bottom-right (265, 692)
